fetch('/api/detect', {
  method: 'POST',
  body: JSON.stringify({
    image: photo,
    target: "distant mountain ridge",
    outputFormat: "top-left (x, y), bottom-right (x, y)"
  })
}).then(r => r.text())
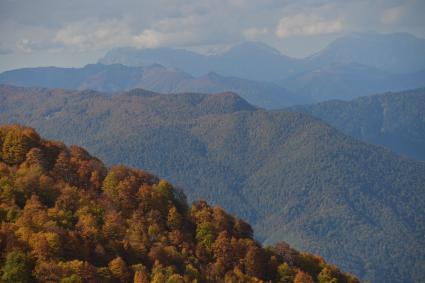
top-left (100, 32), bottom-right (425, 78)
top-left (285, 88), bottom-right (425, 161)
top-left (306, 32), bottom-right (425, 73)
top-left (278, 63), bottom-right (425, 101)
top-left (0, 63), bottom-right (303, 109)
top-left (100, 41), bottom-right (300, 81)
top-left (1, 85), bottom-right (425, 283)
top-left (2, 31), bottom-right (425, 107)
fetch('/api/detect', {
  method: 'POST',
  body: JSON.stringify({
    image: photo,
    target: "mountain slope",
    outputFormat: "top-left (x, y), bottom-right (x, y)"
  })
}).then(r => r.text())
top-left (100, 41), bottom-right (300, 81)
top-left (3, 32), bottom-right (425, 107)
top-left (99, 32), bottom-right (425, 78)
top-left (286, 88), bottom-right (425, 161)
top-left (0, 124), bottom-right (359, 282)
top-left (278, 63), bottom-right (425, 102)
top-left (0, 64), bottom-right (302, 109)
top-left (0, 85), bottom-right (424, 282)
top-left (306, 32), bottom-right (425, 73)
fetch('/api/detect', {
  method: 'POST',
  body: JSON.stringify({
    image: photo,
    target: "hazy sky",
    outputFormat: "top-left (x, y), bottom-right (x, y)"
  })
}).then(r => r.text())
top-left (0, 0), bottom-right (424, 72)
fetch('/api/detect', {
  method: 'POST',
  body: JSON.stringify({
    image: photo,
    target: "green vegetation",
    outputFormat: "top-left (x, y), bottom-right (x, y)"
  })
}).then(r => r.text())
top-left (286, 88), bottom-right (425, 161)
top-left (0, 125), bottom-right (359, 282)
top-left (1, 85), bottom-right (425, 282)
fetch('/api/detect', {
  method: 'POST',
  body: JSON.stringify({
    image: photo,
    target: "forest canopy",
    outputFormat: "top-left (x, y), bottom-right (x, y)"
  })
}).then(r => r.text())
top-left (0, 124), bottom-right (359, 282)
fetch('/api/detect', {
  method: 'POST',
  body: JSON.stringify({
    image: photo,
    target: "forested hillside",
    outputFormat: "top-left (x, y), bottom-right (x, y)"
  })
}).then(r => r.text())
top-left (0, 124), bottom-right (359, 282)
top-left (286, 88), bottom-right (425, 160)
top-left (1, 85), bottom-right (425, 282)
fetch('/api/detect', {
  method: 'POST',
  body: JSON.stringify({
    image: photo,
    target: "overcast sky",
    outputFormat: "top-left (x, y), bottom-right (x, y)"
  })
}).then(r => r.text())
top-left (0, 0), bottom-right (424, 72)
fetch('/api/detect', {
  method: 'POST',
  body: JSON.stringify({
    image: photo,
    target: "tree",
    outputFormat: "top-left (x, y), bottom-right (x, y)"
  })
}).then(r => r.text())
top-left (294, 270), bottom-right (314, 283)
top-left (24, 148), bottom-right (48, 172)
top-left (102, 165), bottom-right (129, 200)
top-left (1, 250), bottom-right (34, 283)
top-left (132, 264), bottom-right (149, 283)
top-left (234, 219), bottom-right (253, 239)
top-left (1, 127), bottom-right (37, 165)
top-left (244, 245), bottom-right (266, 279)
top-left (102, 211), bottom-right (125, 241)
top-left (212, 231), bottom-right (233, 270)
top-left (60, 274), bottom-right (82, 283)
top-left (195, 222), bottom-right (216, 253)
top-left (212, 206), bottom-right (232, 233)
top-left (150, 262), bottom-right (167, 283)
top-left (53, 152), bottom-right (76, 184)
top-left (277, 263), bottom-right (295, 283)
top-left (108, 257), bottom-right (130, 283)
top-left (318, 267), bottom-right (338, 283)
top-left (29, 232), bottom-right (62, 259)
top-left (166, 274), bottom-right (185, 283)
top-left (273, 241), bottom-right (298, 266)
top-left (167, 206), bottom-right (183, 230)
top-left (156, 180), bottom-right (174, 201)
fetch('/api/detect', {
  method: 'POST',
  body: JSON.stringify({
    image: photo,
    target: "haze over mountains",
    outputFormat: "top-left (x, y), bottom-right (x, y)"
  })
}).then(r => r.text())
top-left (2, 0), bottom-right (425, 282)
top-left (1, 32), bottom-right (424, 107)
top-left (100, 32), bottom-right (425, 78)
top-left (1, 29), bottom-right (425, 283)
top-left (1, 85), bottom-right (425, 283)
top-left (279, 64), bottom-right (425, 102)
top-left (0, 63), bottom-right (302, 109)
top-left (100, 41), bottom-right (299, 82)
top-left (304, 32), bottom-right (425, 73)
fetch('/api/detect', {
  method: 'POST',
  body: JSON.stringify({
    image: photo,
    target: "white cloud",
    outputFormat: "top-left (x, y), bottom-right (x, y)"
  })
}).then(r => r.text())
top-left (53, 19), bottom-right (135, 51)
top-left (132, 29), bottom-right (202, 48)
top-left (15, 38), bottom-right (57, 53)
top-left (243, 27), bottom-right (269, 40)
top-left (1, 0), bottom-right (425, 65)
top-left (52, 13), bottom-right (236, 51)
top-left (276, 13), bottom-right (343, 38)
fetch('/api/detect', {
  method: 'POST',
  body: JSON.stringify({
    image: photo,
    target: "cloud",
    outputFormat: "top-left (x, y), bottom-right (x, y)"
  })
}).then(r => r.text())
top-left (276, 13), bottom-right (343, 38)
top-left (52, 16), bottom-right (212, 51)
top-left (15, 38), bottom-right (57, 53)
top-left (1, 0), bottom-right (425, 67)
top-left (53, 19), bottom-right (134, 51)
top-left (243, 27), bottom-right (269, 40)
top-left (381, 6), bottom-right (403, 25)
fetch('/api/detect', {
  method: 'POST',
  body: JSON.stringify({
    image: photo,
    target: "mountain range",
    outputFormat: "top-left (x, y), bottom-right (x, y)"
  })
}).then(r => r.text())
top-left (100, 32), bottom-right (425, 77)
top-left (0, 63), bottom-right (303, 109)
top-left (286, 88), bottom-right (425, 161)
top-left (99, 41), bottom-right (300, 82)
top-left (304, 32), bottom-right (425, 73)
top-left (1, 32), bottom-right (424, 107)
top-left (279, 64), bottom-right (425, 102)
top-left (1, 85), bottom-right (424, 283)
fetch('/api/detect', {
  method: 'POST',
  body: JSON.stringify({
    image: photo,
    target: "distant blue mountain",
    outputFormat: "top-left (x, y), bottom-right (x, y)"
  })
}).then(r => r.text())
top-left (100, 42), bottom-right (301, 81)
top-left (278, 63), bottom-right (425, 102)
top-left (0, 63), bottom-right (303, 109)
top-left (306, 32), bottom-right (425, 73)
top-left (1, 32), bottom-right (425, 107)
top-left (100, 32), bottom-right (425, 80)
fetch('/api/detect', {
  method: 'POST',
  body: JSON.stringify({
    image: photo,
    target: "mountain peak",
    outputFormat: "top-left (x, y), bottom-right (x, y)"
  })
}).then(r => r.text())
top-left (306, 31), bottom-right (425, 73)
top-left (200, 91), bottom-right (257, 113)
top-left (227, 41), bottom-right (282, 56)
